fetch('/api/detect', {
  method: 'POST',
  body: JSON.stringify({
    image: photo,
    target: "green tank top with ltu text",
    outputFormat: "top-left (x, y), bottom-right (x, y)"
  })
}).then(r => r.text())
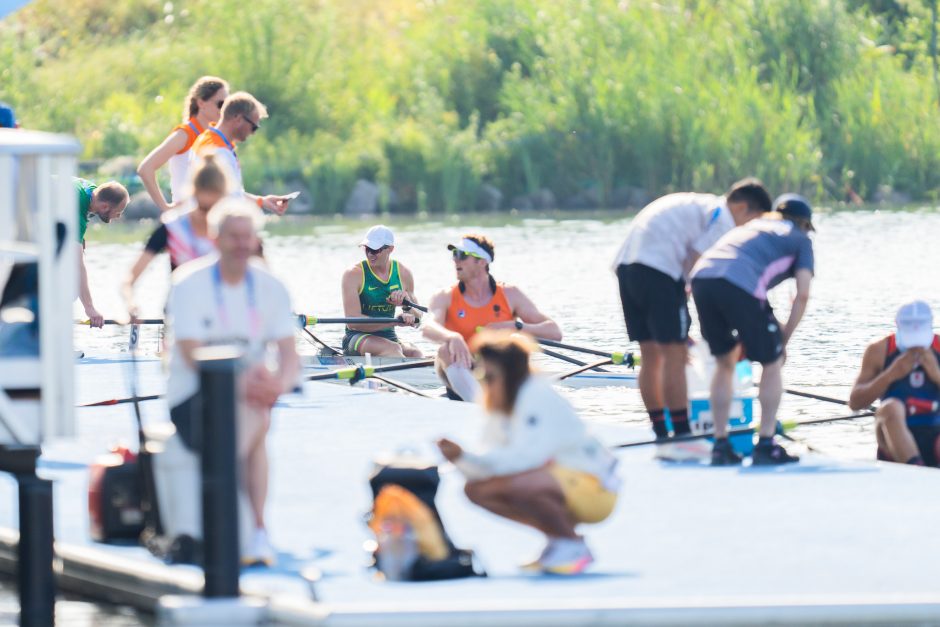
top-left (350, 259), bottom-right (402, 338)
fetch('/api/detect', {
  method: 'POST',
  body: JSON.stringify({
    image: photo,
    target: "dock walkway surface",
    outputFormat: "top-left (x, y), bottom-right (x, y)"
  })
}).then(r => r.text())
top-left (2, 355), bottom-right (940, 625)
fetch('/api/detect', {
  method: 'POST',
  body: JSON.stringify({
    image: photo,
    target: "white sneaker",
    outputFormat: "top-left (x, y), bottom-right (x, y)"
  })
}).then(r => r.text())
top-left (520, 539), bottom-right (557, 571)
top-left (242, 528), bottom-right (276, 567)
top-left (655, 439), bottom-right (712, 462)
top-left (538, 537), bottom-right (594, 575)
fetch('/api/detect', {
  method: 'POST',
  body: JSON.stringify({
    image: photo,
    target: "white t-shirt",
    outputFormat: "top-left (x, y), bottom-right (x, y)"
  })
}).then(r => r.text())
top-left (611, 193), bottom-right (734, 281)
top-left (165, 255), bottom-right (295, 407)
top-left (454, 376), bottom-right (619, 488)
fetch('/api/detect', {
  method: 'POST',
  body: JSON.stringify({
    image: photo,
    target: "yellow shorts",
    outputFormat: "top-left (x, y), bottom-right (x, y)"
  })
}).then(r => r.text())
top-left (549, 464), bottom-right (617, 524)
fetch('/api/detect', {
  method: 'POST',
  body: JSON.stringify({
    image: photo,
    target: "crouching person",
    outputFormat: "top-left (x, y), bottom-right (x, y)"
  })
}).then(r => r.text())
top-left (436, 331), bottom-right (620, 575)
top-left (165, 197), bottom-right (299, 566)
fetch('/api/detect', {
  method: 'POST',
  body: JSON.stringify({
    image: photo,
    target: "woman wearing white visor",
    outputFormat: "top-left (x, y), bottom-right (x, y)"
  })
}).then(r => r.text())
top-left (850, 300), bottom-right (940, 466)
top-left (421, 233), bottom-right (562, 400)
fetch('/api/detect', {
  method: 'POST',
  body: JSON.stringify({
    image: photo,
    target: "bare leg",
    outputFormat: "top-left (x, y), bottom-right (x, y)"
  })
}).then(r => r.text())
top-left (877, 399), bottom-right (919, 463)
top-left (238, 406), bottom-right (271, 528)
top-left (637, 341), bottom-right (664, 411)
top-left (355, 335), bottom-right (405, 358)
top-left (662, 342), bottom-right (688, 411)
top-left (464, 469), bottom-right (577, 539)
top-left (757, 356), bottom-right (784, 438)
top-left (711, 351), bottom-right (737, 438)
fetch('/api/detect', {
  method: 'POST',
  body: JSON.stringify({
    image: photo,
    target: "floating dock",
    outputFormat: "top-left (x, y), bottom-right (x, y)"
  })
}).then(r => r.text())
top-left (1, 355), bottom-right (939, 625)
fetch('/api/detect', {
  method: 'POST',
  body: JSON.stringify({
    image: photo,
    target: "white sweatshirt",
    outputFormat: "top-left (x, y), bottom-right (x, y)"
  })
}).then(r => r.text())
top-left (454, 376), bottom-right (620, 488)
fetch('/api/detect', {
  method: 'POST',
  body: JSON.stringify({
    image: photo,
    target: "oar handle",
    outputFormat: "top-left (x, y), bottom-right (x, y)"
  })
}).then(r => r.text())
top-left (402, 299), bottom-right (429, 313)
top-left (298, 314), bottom-right (402, 327)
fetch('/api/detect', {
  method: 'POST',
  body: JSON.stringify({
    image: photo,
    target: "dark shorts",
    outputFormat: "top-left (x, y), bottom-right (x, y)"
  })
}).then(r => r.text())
top-left (877, 424), bottom-right (940, 467)
top-left (616, 263), bottom-right (690, 344)
top-left (691, 277), bottom-right (783, 365)
top-left (342, 328), bottom-right (399, 356)
top-left (169, 393), bottom-right (202, 452)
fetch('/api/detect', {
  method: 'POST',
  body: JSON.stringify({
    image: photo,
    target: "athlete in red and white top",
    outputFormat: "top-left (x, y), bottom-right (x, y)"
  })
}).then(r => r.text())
top-left (420, 234), bottom-right (562, 401)
top-left (137, 76), bottom-right (229, 213)
top-left (123, 155), bottom-right (236, 318)
top-left (191, 91), bottom-right (293, 215)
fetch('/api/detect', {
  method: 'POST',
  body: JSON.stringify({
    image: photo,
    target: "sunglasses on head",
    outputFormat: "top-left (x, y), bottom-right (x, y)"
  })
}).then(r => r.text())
top-left (365, 245), bottom-right (390, 255)
top-left (452, 249), bottom-right (484, 261)
top-left (241, 114), bottom-right (259, 133)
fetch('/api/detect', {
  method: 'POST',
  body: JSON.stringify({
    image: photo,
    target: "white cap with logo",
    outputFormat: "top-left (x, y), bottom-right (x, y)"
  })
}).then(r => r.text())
top-left (360, 225), bottom-right (395, 249)
top-left (896, 300), bottom-right (934, 350)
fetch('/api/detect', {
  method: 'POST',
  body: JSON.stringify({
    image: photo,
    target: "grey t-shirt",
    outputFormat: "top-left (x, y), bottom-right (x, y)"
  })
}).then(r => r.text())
top-left (690, 217), bottom-right (814, 300)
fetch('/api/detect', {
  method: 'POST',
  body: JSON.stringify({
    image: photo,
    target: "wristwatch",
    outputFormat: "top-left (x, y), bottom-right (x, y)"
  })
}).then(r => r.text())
top-left (514, 319), bottom-right (524, 330)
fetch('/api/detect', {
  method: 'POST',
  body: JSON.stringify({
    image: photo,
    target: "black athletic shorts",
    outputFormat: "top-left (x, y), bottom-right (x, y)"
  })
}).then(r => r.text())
top-left (169, 393), bottom-right (202, 452)
top-left (878, 425), bottom-right (940, 467)
top-left (691, 277), bottom-right (783, 365)
top-left (616, 263), bottom-right (690, 343)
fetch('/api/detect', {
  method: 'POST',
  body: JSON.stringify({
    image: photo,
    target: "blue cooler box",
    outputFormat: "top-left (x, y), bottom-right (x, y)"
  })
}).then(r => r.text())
top-left (687, 395), bottom-right (755, 455)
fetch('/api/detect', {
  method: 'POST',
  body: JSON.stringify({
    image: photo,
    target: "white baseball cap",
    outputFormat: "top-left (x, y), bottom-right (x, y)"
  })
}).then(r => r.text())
top-left (359, 225), bottom-right (394, 249)
top-left (896, 300), bottom-right (934, 350)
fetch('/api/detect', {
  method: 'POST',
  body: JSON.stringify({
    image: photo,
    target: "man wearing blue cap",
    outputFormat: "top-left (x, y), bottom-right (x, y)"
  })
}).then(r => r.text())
top-left (690, 194), bottom-right (816, 465)
top-left (849, 301), bottom-right (940, 466)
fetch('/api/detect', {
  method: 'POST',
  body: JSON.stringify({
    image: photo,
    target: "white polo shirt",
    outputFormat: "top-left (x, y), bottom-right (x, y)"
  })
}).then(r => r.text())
top-left (165, 255), bottom-right (295, 407)
top-left (611, 193), bottom-right (734, 281)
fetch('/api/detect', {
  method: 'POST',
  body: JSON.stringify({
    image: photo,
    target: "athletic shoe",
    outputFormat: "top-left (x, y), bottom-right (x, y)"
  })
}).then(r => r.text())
top-left (538, 538), bottom-right (594, 575)
top-left (710, 439), bottom-right (743, 466)
top-left (752, 441), bottom-right (800, 466)
top-left (520, 539), bottom-right (557, 571)
top-left (655, 439), bottom-right (712, 462)
top-left (242, 528), bottom-right (276, 567)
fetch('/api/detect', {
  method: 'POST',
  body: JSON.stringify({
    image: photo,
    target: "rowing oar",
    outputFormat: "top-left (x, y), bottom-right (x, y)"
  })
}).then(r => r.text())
top-left (536, 337), bottom-right (639, 367)
top-left (554, 358), bottom-right (615, 381)
top-left (615, 410), bottom-right (876, 449)
top-left (769, 384), bottom-right (876, 412)
top-left (77, 318), bottom-right (164, 326)
top-left (542, 347), bottom-right (610, 372)
top-left (299, 327), bottom-right (342, 356)
top-left (79, 394), bottom-right (163, 408)
top-left (298, 315), bottom-right (403, 327)
top-left (304, 358), bottom-right (436, 382)
top-left (402, 299), bottom-right (429, 313)
top-left (368, 374), bottom-right (434, 398)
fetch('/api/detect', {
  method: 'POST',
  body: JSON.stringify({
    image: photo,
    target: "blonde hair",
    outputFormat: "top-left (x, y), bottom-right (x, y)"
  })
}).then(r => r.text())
top-left (207, 197), bottom-right (265, 237)
top-left (220, 91), bottom-right (268, 123)
top-left (189, 154), bottom-right (234, 197)
top-left (183, 76), bottom-right (229, 121)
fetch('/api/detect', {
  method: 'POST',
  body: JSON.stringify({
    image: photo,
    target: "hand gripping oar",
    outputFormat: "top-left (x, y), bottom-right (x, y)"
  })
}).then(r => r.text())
top-left (615, 410), bottom-right (876, 449)
top-left (536, 337), bottom-right (639, 367)
top-left (303, 358), bottom-right (435, 382)
top-left (77, 318), bottom-right (164, 325)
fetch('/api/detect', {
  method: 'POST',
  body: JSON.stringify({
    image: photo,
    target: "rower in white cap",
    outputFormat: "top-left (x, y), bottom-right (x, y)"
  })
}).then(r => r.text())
top-left (420, 233), bottom-right (562, 401)
top-left (850, 300), bottom-right (940, 467)
top-left (340, 225), bottom-right (423, 357)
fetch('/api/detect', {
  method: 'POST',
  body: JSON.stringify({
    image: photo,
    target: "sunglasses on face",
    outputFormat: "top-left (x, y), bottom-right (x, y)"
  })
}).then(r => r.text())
top-left (366, 245), bottom-right (390, 255)
top-left (241, 115), bottom-right (259, 133)
top-left (452, 249), bottom-right (484, 261)
top-left (215, 100), bottom-right (225, 109)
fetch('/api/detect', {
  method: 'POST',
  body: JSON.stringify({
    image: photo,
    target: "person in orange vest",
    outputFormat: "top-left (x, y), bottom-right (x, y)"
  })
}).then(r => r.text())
top-left (137, 76), bottom-right (229, 213)
top-left (421, 234), bottom-right (561, 401)
top-left (191, 91), bottom-right (293, 215)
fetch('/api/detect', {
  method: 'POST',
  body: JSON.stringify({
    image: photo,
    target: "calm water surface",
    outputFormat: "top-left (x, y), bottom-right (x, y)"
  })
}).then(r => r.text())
top-left (32, 207), bottom-right (937, 624)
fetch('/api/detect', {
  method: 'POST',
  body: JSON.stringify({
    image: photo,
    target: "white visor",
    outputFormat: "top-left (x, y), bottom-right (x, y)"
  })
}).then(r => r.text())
top-left (447, 238), bottom-right (493, 263)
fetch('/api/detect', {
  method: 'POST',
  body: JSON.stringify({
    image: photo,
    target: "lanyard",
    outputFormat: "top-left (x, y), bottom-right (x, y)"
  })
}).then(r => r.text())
top-left (212, 262), bottom-right (261, 340)
top-left (208, 127), bottom-right (237, 162)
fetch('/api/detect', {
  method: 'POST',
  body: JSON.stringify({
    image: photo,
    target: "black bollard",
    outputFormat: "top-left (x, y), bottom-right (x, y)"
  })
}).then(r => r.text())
top-left (18, 474), bottom-right (54, 627)
top-left (195, 346), bottom-right (242, 598)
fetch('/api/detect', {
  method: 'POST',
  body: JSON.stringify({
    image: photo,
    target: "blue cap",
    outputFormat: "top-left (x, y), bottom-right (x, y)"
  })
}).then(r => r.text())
top-left (772, 193), bottom-right (814, 231)
top-left (0, 102), bottom-right (16, 129)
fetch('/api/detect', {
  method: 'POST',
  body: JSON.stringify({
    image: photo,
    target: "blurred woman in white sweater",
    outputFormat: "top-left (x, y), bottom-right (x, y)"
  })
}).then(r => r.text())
top-left (437, 331), bottom-right (620, 575)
